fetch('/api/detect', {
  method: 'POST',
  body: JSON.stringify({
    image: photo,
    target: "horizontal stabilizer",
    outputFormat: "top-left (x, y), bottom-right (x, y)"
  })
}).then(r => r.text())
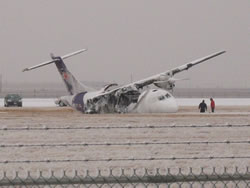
top-left (61, 49), bottom-right (88, 60)
top-left (23, 49), bottom-right (87, 72)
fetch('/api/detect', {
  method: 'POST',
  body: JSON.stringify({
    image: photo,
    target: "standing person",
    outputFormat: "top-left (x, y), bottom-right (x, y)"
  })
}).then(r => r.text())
top-left (210, 98), bottom-right (215, 113)
top-left (198, 100), bottom-right (207, 113)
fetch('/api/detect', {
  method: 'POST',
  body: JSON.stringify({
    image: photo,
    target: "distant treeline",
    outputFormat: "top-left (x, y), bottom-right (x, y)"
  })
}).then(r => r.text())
top-left (0, 82), bottom-right (249, 98)
top-left (0, 87), bottom-right (249, 98)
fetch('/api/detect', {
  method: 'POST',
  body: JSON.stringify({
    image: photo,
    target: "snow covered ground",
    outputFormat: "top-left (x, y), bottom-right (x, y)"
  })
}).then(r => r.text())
top-left (0, 98), bottom-right (250, 107)
top-left (0, 107), bottom-right (249, 173)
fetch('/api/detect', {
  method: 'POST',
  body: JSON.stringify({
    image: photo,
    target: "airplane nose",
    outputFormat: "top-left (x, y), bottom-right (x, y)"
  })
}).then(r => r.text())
top-left (134, 90), bottom-right (179, 113)
top-left (167, 98), bottom-right (178, 112)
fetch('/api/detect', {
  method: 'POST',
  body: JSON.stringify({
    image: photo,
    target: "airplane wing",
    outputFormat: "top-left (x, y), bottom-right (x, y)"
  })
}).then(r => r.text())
top-left (92, 50), bottom-right (226, 98)
top-left (128, 50), bottom-right (226, 89)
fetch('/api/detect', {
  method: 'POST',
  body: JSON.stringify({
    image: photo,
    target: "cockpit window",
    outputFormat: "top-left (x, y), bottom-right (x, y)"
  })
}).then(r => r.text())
top-left (158, 95), bottom-right (165, 101)
top-left (165, 93), bottom-right (171, 98)
top-left (158, 93), bottom-right (172, 101)
top-left (152, 89), bottom-right (157, 92)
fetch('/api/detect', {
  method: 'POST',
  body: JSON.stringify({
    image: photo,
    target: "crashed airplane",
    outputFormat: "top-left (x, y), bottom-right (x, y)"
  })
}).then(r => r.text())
top-left (23, 49), bottom-right (225, 113)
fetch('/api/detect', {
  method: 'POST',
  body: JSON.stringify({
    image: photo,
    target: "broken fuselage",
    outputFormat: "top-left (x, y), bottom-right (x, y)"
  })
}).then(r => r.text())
top-left (60, 86), bottom-right (178, 113)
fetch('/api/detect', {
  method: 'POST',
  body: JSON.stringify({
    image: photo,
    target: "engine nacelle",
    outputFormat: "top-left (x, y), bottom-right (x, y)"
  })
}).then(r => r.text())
top-left (153, 80), bottom-right (175, 90)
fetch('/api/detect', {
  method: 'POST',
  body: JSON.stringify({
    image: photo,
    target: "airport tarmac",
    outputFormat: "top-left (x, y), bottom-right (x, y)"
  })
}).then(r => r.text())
top-left (0, 106), bottom-right (249, 174)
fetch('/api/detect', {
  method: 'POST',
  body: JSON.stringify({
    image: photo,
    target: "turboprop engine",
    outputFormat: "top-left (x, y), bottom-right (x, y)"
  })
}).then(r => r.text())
top-left (154, 79), bottom-right (175, 90)
top-left (153, 77), bottom-right (188, 90)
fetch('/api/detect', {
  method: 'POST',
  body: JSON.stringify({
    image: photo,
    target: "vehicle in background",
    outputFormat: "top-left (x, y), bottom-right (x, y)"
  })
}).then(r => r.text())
top-left (4, 94), bottom-right (22, 107)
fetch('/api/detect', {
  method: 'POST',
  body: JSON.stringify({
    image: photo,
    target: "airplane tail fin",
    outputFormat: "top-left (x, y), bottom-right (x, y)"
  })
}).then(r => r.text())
top-left (23, 49), bottom-right (93, 95)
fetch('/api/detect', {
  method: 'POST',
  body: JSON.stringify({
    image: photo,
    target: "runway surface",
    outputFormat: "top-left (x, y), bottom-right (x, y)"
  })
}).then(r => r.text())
top-left (0, 106), bottom-right (249, 173)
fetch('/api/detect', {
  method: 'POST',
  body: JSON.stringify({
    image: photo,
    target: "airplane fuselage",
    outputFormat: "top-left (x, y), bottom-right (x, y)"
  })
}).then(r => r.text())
top-left (59, 88), bottom-right (178, 113)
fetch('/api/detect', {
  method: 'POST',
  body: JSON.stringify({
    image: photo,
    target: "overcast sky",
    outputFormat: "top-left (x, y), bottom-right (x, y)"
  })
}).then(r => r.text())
top-left (0, 0), bottom-right (249, 88)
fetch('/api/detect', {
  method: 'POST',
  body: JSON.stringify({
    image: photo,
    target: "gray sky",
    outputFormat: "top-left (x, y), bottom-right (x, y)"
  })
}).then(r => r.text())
top-left (0, 0), bottom-right (249, 88)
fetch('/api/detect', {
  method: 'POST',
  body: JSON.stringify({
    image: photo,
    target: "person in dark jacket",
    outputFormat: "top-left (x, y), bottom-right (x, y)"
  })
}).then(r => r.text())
top-left (210, 98), bottom-right (215, 113)
top-left (198, 100), bottom-right (207, 113)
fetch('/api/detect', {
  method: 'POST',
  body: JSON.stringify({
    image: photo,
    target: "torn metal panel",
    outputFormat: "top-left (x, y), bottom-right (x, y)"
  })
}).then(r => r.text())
top-left (84, 87), bottom-right (141, 113)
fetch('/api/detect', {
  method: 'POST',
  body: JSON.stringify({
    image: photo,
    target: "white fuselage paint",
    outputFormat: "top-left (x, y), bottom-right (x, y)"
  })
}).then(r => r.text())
top-left (61, 88), bottom-right (178, 113)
